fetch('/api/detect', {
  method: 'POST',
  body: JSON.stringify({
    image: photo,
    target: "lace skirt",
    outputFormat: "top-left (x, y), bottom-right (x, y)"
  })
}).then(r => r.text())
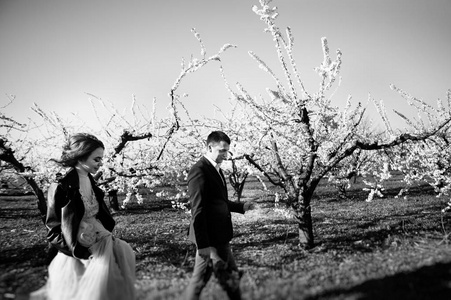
top-left (32, 218), bottom-right (136, 300)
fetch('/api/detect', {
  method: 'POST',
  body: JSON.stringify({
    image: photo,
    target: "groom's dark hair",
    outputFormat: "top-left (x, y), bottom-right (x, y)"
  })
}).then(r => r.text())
top-left (206, 131), bottom-right (230, 146)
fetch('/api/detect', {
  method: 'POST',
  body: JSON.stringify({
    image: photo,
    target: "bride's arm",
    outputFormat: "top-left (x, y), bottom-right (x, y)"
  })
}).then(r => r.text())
top-left (45, 183), bottom-right (72, 256)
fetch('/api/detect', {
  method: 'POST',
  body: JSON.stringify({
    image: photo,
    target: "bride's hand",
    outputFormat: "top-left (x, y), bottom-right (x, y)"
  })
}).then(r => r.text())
top-left (79, 231), bottom-right (96, 246)
top-left (78, 221), bottom-right (96, 247)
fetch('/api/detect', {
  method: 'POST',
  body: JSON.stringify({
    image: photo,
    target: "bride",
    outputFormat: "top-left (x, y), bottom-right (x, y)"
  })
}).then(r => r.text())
top-left (32, 133), bottom-right (135, 300)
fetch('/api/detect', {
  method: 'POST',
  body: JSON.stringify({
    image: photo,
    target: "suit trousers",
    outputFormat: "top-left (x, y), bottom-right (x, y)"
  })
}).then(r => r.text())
top-left (184, 243), bottom-right (242, 300)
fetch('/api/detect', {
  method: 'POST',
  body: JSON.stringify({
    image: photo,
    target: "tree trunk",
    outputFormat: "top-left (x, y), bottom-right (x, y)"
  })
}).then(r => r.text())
top-left (228, 171), bottom-right (248, 203)
top-left (296, 203), bottom-right (314, 249)
top-left (235, 173), bottom-right (248, 203)
top-left (108, 189), bottom-right (120, 211)
top-left (24, 177), bottom-right (47, 221)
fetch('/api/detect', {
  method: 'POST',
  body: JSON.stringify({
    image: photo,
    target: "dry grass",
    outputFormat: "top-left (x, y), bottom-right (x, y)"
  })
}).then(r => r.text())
top-left (2, 176), bottom-right (451, 299)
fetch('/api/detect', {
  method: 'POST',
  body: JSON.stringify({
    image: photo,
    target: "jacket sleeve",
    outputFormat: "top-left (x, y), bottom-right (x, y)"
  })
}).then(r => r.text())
top-left (45, 183), bottom-right (72, 256)
top-left (188, 166), bottom-right (210, 249)
top-left (227, 199), bottom-right (245, 214)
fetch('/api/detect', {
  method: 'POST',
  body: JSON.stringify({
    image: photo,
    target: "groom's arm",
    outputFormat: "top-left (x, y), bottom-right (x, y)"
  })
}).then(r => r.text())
top-left (227, 200), bottom-right (245, 214)
top-left (188, 166), bottom-right (210, 249)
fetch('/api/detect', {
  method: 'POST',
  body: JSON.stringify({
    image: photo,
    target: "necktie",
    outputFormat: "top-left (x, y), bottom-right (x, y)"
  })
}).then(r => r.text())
top-left (218, 168), bottom-right (226, 186)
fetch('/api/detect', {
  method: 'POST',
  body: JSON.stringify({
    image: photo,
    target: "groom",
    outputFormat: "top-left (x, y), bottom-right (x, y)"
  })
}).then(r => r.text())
top-left (184, 131), bottom-right (254, 300)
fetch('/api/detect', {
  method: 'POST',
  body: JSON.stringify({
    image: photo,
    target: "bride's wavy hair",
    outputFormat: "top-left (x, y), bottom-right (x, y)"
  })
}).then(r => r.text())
top-left (51, 133), bottom-right (105, 168)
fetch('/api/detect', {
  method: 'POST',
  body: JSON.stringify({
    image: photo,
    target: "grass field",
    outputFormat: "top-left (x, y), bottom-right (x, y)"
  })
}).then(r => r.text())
top-left (1, 175), bottom-right (451, 299)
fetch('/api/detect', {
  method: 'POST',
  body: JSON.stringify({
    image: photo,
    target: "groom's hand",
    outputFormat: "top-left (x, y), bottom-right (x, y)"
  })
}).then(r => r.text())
top-left (244, 201), bottom-right (256, 212)
top-left (209, 247), bottom-right (223, 263)
top-left (198, 247), bottom-right (211, 259)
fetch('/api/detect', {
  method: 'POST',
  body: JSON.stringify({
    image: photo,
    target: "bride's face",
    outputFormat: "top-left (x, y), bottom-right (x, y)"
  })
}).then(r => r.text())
top-left (77, 147), bottom-right (104, 174)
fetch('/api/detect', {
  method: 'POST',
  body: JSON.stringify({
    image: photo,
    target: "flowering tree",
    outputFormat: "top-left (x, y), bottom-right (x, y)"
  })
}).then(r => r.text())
top-left (217, 0), bottom-right (451, 249)
top-left (379, 87), bottom-right (451, 198)
top-left (0, 138), bottom-right (48, 218)
top-left (0, 98), bottom-right (51, 218)
top-left (324, 118), bottom-right (383, 200)
top-left (0, 28), bottom-right (236, 212)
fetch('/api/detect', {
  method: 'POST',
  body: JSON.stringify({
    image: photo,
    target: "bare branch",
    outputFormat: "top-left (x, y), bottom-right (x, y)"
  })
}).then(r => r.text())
top-left (243, 154), bottom-right (285, 190)
top-left (113, 131), bottom-right (153, 157)
top-left (357, 119), bottom-right (451, 151)
top-left (270, 136), bottom-right (291, 183)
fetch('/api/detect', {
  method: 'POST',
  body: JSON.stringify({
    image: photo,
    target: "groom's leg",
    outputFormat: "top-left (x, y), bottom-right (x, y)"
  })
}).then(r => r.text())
top-left (214, 244), bottom-right (242, 300)
top-left (184, 250), bottom-right (213, 300)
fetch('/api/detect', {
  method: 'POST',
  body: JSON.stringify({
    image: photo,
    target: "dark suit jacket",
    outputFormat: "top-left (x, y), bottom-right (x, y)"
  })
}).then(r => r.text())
top-left (46, 168), bottom-right (115, 259)
top-left (188, 156), bottom-right (245, 249)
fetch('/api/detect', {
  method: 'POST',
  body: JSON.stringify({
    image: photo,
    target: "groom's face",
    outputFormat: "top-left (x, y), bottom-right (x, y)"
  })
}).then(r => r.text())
top-left (207, 141), bottom-right (230, 164)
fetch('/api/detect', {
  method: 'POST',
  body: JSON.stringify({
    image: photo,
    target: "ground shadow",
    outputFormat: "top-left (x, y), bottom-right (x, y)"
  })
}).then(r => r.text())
top-left (315, 181), bottom-right (437, 202)
top-left (0, 244), bottom-right (47, 267)
top-left (307, 261), bottom-right (451, 300)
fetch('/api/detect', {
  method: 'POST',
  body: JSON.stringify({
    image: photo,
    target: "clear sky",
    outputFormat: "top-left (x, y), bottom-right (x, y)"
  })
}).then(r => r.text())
top-left (1, 0), bottom-right (450, 131)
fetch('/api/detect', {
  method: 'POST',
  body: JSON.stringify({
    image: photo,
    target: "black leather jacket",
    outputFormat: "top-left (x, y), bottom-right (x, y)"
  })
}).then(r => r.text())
top-left (45, 168), bottom-right (115, 259)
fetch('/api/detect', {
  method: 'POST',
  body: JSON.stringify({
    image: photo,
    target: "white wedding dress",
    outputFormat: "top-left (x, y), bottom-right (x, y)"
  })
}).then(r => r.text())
top-left (31, 174), bottom-right (135, 300)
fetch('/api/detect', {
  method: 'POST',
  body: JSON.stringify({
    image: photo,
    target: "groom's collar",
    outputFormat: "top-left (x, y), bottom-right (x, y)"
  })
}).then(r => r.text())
top-left (204, 155), bottom-right (221, 171)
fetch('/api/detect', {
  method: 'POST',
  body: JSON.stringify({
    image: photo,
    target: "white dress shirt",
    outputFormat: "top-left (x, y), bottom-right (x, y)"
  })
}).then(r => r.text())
top-left (204, 155), bottom-right (225, 185)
